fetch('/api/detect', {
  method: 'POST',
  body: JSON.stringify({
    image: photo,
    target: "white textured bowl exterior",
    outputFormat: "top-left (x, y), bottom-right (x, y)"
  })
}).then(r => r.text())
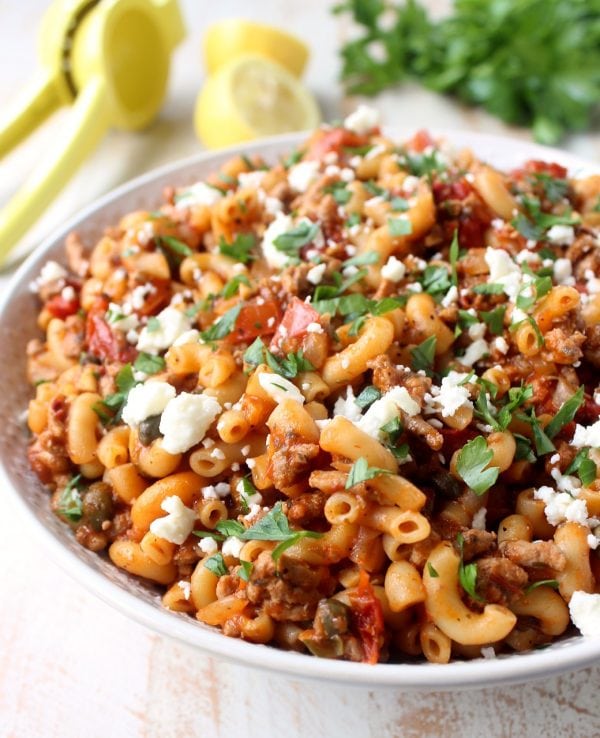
top-left (1, 130), bottom-right (599, 690)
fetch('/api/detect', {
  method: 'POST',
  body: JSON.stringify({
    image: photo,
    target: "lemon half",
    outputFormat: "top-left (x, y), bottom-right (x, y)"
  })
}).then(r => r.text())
top-left (203, 19), bottom-right (309, 78)
top-left (195, 54), bottom-right (320, 149)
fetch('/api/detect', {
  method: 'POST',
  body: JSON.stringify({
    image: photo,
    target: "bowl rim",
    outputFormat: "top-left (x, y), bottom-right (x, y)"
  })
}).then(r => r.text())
top-left (3, 128), bottom-right (599, 690)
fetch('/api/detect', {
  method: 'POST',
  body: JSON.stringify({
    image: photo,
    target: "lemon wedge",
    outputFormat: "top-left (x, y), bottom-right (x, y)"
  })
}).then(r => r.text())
top-left (203, 19), bottom-right (309, 78)
top-left (194, 54), bottom-right (320, 149)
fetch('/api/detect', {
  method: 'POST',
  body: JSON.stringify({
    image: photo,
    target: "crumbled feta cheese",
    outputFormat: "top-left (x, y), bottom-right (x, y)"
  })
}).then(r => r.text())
top-left (288, 160), bottom-right (320, 193)
top-left (176, 181), bottom-right (223, 208)
top-left (61, 285), bottom-right (76, 301)
top-left (136, 307), bottom-right (191, 354)
top-left (358, 386), bottom-right (419, 440)
top-left (424, 371), bottom-right (473, 418)
top-left (402, 175), bottom-right (420, 194)
top-left (546, 224), bottom-right (575, 246)
top-left (553, 258), bottom-right (575, 286)
top-left (159, 393), bottom-right (222, 453)
top-left (198, 537), bottom-right (218, 555)
top-left (238, 171), bottom-right (266, 189)
top-left (491, 337), bottom-right (509, 355)
top-left (441, 285), bottom-right (458, 308)
top-left (201, 482), bottom-right (230, 500)
top-left (150, 496), bottom-right (196, 544)
top-left (460, 339), bottom-right (489, 367)
top-left (511, 307), bottom-right (528, 325)
top-left (569, 591), bottom-right (600, 637)
top-left (172, 329), bottom-right (200, 347)
top-left (106, 302), bottom-right (139, 333)
top-left (307, 263), bottom-right (327, 285)
top-left (586, 269), bottom-right (600, 295)
top-left (31, 260), bottom-right (67, 291)
top-left (365, 143), bottom-right (387, 160)
top-left (340, 167), bottom-right (355, 182)
top-left (122, 382), bottom-right (176, 427)
top-left (343, 104), bottom-right (380, 135)
top-left (485, 247), bottom-right (522, 300)
top-left (572, 420), bottom-right (600, 448)
top-left (258, 373), bottom-right (305, 404)
top-left (306, 321), bottom-right (324, 333)
top-left (130, 283), bottom-right (157, 310)
top-left (222, 537), bottom-right (244, 559)
top-left (480, 647), bottom-right (496, 659)
top-left (241, 445), bottom-right (251, 456)
top-left (468, 322), bottom-right (487, 341)
top-left (333, 386), bottom-right (363, 424)
top-left (472, 507), bottom-right (487, 531)
top-left (534, 483), bottom-right (588, 527)
top-left (261, 212), bottom-right (295, 270)
top-left (381, 255), bottom-right (406, 282)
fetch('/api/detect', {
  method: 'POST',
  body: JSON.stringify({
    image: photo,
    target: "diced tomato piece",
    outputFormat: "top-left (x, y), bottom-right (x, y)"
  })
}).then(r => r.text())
top-left (512, 160), bottom-right (568, 180)
top-left (269, 297), bottom-right (320, 351)
top-left (306, 128), bottom-right (373, 160)
top-left (408, 129), bottom-right (435, 153)
top-left (349, 570), bottom-right (384, 664)
top-left (132, 278), bottom-right (172, 317)
top-left (45, 294), bottom-right (79, 319)
top-left (226, 297), bottom-right (281, 344)
top-left (433, 177), bottom-right (473, 204)
top-left (86, 299), bottom-right (136, 363)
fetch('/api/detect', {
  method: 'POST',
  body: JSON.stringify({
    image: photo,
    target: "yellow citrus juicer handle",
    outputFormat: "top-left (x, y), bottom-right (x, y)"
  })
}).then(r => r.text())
top-left (0, 0), bottom-right (185, 268)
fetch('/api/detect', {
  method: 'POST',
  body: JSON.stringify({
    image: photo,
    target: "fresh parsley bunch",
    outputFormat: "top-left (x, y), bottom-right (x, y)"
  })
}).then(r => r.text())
top-left (334, 0), bottom-right (600, 144)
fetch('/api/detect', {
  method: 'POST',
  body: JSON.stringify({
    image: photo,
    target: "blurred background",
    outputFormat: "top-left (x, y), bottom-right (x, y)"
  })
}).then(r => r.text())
top-left (0, 0), bottom-right (598, 266)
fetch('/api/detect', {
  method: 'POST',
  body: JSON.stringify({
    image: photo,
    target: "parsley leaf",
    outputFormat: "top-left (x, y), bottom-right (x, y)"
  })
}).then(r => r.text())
top-left (427, 562), bottom-right (439, 578)
top-left (92, 364), bottom-right (137, 425)
top-left (457, 532), bottom-right (483, 602)
top-left (238, 560), bottom-right (253, 582)
top-left (355, 385), bottom-right (381, 410)
top-left (472, 283), bottom-right (505, 295)
top-left (342, 252), bottom-right (380, 268)
top-left (410, 335), bottom-right (437, 375)
top-left (134, 352), bottom-right (166, 375)
top-left (388, 217), bottom-right (413, 236)
top-left (565, 448), bottom-right (597, 488)
top-left (204, 553), bottom-right (228, 577)
top-left (456, 436), bottom-right (500, 495)
top-left (146, 316), bottom-right (161, 333)
top-left (449, 230), bottom-right (460, 287)
top-left (273, 221), bottom-right (320, 255)
top-left (218, 233), bottom-right (256, 264)
top-left (242, 338), bottom-right (314, 378)
top-left (157, 235), bottom-right (193, 257)
top-left (545, 386), bottom-right (584, 439)
top-left (240, 502), bottom-right (322, 562)
top-left (221, 274), bottom-right (251, 299)
top-left (200, 303), bottom-right (243, 342)
top-left (345, 457), bottom-right (393, 488)
top-left (480, 306), bottom-right (506, 336)
top-left (324, 181), bottom-right (352, 204)
top-left (56, 475), bottom-right (85, 523)
top-left (525, 579), bottom-right (559, 594)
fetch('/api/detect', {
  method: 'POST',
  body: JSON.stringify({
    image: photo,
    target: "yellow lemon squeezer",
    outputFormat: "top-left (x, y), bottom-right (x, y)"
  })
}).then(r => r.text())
top-left (0, 0), bottom-right (185, 267)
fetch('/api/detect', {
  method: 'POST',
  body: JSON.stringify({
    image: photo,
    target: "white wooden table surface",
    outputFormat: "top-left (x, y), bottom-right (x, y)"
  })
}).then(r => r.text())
top-left (1, 2), bottom-right (600, 736)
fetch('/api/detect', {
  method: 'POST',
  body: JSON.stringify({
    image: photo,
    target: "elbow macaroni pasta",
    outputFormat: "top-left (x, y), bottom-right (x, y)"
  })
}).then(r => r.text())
top-left (25, 116), bottom-right (600, 665)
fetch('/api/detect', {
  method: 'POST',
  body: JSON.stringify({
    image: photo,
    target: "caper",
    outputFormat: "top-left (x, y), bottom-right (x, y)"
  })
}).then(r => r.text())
top-left (139, 413), bottom-right (162, 446)
top-left (82, 482), bottom-right (114, 531)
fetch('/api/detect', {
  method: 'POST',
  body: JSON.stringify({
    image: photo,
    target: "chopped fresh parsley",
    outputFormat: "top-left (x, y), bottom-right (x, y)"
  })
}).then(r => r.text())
top-left (456, 436), bottom-right (499, 495)
top-left (204, 553), bottom-right (228, 577)
top-left (283, 149), bottom-right (303, 168)
top-left (157, 235), bottom-right (193, 256)
top-left (514, 433), bottom-right (536, 463)
top-left (355, 385), bottom-right (381, 410)
top-left (427, 562), bottom-right (439, 578)
top-left (531, 173), bottom-right (569, 204)
top-left (345, 457), bottom-right (393, 488)
top-left (390, 196), bottom-right (409, 212)
top-left (457, 532), bottom-right (483, 602)
top-left (565, 448), bottom-right (597, 488)
top-left (480, 305), bottom-right (506, 335)
top-left (342, 252), bottom-right (380, 268)
top-left (472, 282), bottom-right (505, 295)
top-left (56, 475), bottom-right (85, 523)
top-left (243, 338), bottom-right (314, 378)
top-left (239, 560), bottom-right (253, 582)
top-left (525, 579), bottom-right (559, 594)
top-left (92, 364), bottom-right (137, 425)
top-left (221, 274), bottom-right (251, 299)
top-left (241, 502), bottom-right (322, 562)
top-left (200, 303), bottom-right (243, 342)
top-left (388, 216), bottom-right (413, 237)
top-left (146, 316), bottom-right (161, 333)
top-left (323, 181), bottom-right (352, 204)
top-left (512, 196), bottom-right (579, 242)
top-left (218, 233), bottom-right (256, 264)
top-left (544, 386), bottom-right (584, 439)
top-left (410, 335), bottom-right (437, 375)
top-left (420, 264), bottom-right (452, 299)
top-left (449, 230), bottom-right (460, 287)
top-left (133, 352), bottom-right (166, 375)
top-left (273, 221), bottom-right (320, 256)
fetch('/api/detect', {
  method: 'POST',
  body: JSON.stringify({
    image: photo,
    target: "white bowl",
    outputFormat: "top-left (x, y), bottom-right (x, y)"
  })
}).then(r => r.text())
top-left (2, 130), bottom-right (598, 690)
